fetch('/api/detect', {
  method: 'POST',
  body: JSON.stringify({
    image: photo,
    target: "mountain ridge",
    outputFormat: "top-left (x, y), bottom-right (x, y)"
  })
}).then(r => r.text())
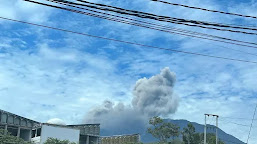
top-left (100, 119), bottom-right (245, 144)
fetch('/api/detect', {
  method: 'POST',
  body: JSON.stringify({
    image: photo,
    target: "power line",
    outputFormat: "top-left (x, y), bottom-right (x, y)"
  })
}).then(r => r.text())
top-left (247, 104), bottom-right (257, 144)
top-left (219, 119), bottom-right (256, 127)
top-left (151, 0), bottom-right (257, 19)
top-left (44, 0), bottom-right (257, 57)
top-left (74, 0), bottom-right (257, 35)
top-left (79, 0), bottom-right (257, 28)
top-left (49, 0), bottom-right (257, 47)
top-left (76, 0), bottom-right (255, 29)
top-left (25, 0), bottom-right (257, 50)
top-left (220, 116), bottom-right (257, 121)
top-left (1, 16), bottom-right (257, 64)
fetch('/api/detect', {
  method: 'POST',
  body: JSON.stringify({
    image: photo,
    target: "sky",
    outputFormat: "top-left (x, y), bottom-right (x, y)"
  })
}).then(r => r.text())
top-left (0, 0), bottom-right (257, 143)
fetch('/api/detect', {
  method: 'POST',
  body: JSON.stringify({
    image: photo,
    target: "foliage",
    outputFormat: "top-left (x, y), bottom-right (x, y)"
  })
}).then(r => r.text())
top-left (182, 123), bottom-right (225, 144)
top-left (147, 116), bottom-right (180, 142)
top-left (43, 138), bottom-right (77, 144)
top-left (169, 139), bottom-right (185, 144)
top-left (200, 133), bottom-right (225, 144)
top-left (0, 129), bottom-right (31, 144)
top-left (182, 123), bottom-right (200, 144)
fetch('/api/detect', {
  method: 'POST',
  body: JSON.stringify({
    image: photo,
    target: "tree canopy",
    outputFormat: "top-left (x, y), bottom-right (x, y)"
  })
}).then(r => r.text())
top-left (182, 123), bottom-right (225, 144)
top-left (147, 117), bottom-right (225, 144)
top-left (0, 129), bottom-right (31, 144)
top-left (147, 116), bottom-right (180, 142)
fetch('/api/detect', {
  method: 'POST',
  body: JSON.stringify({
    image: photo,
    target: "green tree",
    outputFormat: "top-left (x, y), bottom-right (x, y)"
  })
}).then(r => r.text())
top-left (182, 124), bottom-right (225, 144)
top-left (43, 138), bottom-right (77, 144)
top-left (170, 139), bottom-right (185, 144)
top-left (0, 129), bottom-right (31, 144)
top-left (200, 133), bottom-right (225, 144)
top-left (147, 116), bottom-right (180, 143)
top-left (182, 123), bottom-right (201, 144)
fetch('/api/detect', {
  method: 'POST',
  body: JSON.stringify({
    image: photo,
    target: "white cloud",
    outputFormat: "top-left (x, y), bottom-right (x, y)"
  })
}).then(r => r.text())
top-left (0, 0), bottom-right (52, 24)
top-left (0, 0), bottom-right (257, 143)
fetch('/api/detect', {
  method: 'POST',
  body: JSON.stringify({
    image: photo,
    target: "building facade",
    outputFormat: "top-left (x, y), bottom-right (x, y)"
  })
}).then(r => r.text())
top-left (68, 124), bottom-right (101, 144)
top-left (1, 109), bottom-right (141, 144)
top-left (0, 109), bottom-right (100, 144)
top-left (0, 109), bottom-right (40, 141)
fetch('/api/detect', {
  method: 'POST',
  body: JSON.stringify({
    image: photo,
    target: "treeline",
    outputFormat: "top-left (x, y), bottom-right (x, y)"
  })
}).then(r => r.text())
top-left (146, 116), bottom-right (225, 144)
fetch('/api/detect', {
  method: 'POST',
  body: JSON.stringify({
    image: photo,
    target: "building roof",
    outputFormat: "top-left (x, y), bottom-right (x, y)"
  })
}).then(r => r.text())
top-left (68, 124), bottom-right (100, 126)
top-left (0, 109), bottom-right (100, 129)
top-left (41, 123), bottom-right (81, 130)
top-left (0, 109), bottom-right (40, 124)
top-left (101, 133), bottom-right (140, 138)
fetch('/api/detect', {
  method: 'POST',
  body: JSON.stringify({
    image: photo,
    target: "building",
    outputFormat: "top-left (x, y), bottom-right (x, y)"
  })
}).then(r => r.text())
top-left (31, 123), bottom-right (81, 144)
top-left (0, 109), bottom-right (40, 141)
top-left (0, 109), bottom-right (100, 144)
top-left (100, 134), bottom-right (140, 144)
top-left (68, 124), bottom-right (100, 144)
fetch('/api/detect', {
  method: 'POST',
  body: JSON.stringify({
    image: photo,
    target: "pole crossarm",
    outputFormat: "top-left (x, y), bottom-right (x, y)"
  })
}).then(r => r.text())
top-left (205, 114), bottom-right (219, 117)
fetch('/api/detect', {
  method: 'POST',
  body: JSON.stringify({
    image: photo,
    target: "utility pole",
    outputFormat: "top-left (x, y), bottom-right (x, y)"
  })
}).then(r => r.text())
top-left (216, 116), bottom-right (219, 144)
top-left (204, 114), bottom-right (207, 144)
top-left (204, 114), bottom-right (219, 144)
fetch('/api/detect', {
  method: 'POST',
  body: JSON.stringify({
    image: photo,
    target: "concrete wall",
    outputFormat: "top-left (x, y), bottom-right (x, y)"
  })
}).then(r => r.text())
top-left (0, 110), bottom-right (38, 141)
top-left (0, 111), bottom-right (37, 128)
top-left (69, 124), bottom-right (100, 136)
top-left (40, 125), bottom-right (80, 144)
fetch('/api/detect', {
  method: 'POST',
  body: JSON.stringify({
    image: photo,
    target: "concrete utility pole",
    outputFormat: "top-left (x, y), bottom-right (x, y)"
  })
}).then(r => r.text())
top-left (216, 116), bottom-right (219, 144)
top-left (204, 115), bottom-right (207, 144)
top-left (204, 114), bottom-right (219, 144)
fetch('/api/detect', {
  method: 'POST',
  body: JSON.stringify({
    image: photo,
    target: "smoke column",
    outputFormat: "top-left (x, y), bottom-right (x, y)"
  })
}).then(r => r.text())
top-left (132, 67), bottom-right (178, 117)
top-left (84, 67), bottom-right (179, 135)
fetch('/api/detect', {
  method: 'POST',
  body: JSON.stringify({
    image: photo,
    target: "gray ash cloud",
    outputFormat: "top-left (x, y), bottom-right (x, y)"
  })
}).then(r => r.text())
top-left (84, 67), bottom-right (179, 133)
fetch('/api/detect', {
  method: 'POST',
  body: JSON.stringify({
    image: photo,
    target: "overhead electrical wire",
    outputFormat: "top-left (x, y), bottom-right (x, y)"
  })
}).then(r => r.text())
top-left (150, 0), bottom-right (257, 20)
top-left (75, 0), bottom-right (257, 28)
top-left (74, 0), bottom-right (257, 35)
top-left (247, 104), bottom-right (257, 144)
top-left (29, 0), bottom-right (253, 35)
top-left (1, 16), bottom-right (257, 64)
top-left (219, 119), bottom-right (256, 127)
top-left (24, 0), bottom-right (257, 51)
top-left (76, 0), bottom-right (256, 28)
top-left (45, 0), bottom-right (257, 57)
top-left (48, 0), bottom-right (257, 47)
top-left (220, 116), bottom-right (257, 121)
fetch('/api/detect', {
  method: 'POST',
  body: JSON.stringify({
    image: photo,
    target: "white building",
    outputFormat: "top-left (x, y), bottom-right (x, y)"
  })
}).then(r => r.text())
top-left (0, 109), bottom-right (100, 144)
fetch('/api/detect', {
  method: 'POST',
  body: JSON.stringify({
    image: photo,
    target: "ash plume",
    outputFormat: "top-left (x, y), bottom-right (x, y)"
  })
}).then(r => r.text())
top-left (84, 67), bottom-right (179, 134)
top-left (132, 67), bottom-right (178, 117)
top-left (85, 100), bottom-right (147, 134)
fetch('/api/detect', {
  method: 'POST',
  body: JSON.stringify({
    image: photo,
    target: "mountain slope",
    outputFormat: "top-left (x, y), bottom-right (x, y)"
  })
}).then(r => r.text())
top-left (100, 119), bottom-right (245, 144)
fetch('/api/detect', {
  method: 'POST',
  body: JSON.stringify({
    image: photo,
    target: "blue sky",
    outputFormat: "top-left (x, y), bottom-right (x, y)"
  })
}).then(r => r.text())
top-left (0, 0), bottom-right (257, 143)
